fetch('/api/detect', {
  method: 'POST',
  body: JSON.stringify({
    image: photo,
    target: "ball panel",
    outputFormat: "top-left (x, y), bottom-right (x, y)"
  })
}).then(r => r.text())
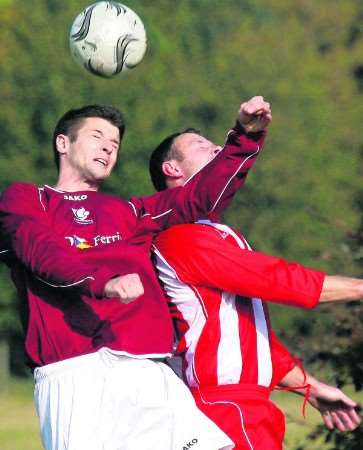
top-left (69, 1), bottom-right (147, 78)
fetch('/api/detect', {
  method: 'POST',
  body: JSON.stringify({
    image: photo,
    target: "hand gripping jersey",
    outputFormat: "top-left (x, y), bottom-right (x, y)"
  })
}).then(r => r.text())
top-left (153, 222), bottom-right (325, 450)
top-left (0, 124), bottom-right (264, 369)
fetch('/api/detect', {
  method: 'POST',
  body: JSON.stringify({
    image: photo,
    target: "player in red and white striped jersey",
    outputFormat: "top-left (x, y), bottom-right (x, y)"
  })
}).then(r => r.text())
top-left (149, 106), bottom-right (362, 449)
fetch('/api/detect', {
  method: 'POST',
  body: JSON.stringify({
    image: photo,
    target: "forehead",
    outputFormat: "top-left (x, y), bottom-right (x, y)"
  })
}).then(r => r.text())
top-left (78, 117), bottom-right (120, 141)
top-left (173, 133), bottom-right (205, 153)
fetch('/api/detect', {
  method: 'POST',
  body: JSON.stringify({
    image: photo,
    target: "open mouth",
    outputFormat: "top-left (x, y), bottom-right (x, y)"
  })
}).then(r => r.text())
top-left (94, 158), bottom-right (108, 167)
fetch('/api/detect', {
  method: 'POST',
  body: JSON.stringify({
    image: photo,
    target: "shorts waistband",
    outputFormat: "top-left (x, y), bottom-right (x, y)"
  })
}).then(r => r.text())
top-left (34, 351), bottom-right (105, 381)
top-left (34, 348), bottom-right (168, 382)
top-left (191, 384), bottom-right (270, 402)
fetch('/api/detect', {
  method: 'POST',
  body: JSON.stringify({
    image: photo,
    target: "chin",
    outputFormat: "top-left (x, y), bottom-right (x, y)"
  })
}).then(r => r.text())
top-left (92, 169), bottom-right (109, 181)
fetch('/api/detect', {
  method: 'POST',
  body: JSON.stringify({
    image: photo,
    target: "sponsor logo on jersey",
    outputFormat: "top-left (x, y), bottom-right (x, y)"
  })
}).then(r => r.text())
top-left (72, 206), bottom-right (94, 225)
top-left (64, 235), bottom-right (92, 249)
top-left (182, 439), bottom-right (198, 450)
top-left (64, 194), bottom-right (88, 201)
top-left (93, 232), bottom-right (121, 246)
top-left (65, 232), bottom-right (122, 249)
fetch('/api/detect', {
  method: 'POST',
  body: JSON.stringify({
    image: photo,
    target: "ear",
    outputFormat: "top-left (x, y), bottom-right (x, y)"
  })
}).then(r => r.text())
top-left (161, 160), bottom-right (183, 179)
top-left (55, 134), bottom-right (69, 156)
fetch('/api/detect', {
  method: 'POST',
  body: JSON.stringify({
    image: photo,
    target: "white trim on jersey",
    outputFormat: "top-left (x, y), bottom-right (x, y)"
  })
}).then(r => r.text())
top-left (209, 149), bottom-right (260, 213)
top-left (38, 187), bottom-right (46, 212)
top-left (35, 275), bottom-right (95, 289)
top-left (196, 220), bottom-right (273, 387)
top-left (252, 299), bottom-right (273, 386)
top-left (198, 392), bottom-right (255, 450)
top-left (187, 288), bottom-right (207, 387)
top-left (127, 201), bottom-right (138, 217)
top-left (154, 249), bottom-right (207, 388)
top-left (43, 184), bottom-right (65, 193)
top-left (182, 148), bottom-right (260, 215)
top-left (152, 209), bottom-right (173, 220)
top-left (217, 292), bottom-right (243, 384)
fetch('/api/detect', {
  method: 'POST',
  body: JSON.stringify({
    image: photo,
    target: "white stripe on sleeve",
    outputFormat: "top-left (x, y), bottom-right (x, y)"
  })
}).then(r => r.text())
top-left (217, 292), bottom-right (243, 384)
top-left (252, 298), bottom-right (272, 386)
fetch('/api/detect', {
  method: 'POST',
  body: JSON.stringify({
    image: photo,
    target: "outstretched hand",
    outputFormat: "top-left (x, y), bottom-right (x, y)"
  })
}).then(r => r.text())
top-left (308, 381), bottom-right (361, 431)
top-left (237, 96), bottom-right (272, 133)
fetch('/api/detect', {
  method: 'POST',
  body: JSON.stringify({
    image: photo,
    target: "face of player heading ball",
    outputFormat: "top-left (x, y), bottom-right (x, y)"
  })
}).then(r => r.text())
top-left (69, 1), bottom-right (147, 78)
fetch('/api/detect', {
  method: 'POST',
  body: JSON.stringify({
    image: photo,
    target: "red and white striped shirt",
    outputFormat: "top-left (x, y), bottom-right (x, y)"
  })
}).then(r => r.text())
top-left (154, 222), bottom-right (324, 389)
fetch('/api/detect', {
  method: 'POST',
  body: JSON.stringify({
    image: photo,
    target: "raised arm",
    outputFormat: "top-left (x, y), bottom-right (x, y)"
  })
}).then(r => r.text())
top-left (130, 97), bottom-right (271, 228)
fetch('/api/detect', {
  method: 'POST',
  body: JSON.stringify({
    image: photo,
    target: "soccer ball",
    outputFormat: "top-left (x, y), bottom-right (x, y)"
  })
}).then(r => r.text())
top-left (69, 1), bottom-right (147, 78)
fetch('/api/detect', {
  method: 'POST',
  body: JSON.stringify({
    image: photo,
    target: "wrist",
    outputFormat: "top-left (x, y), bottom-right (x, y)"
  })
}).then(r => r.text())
top-left (304, 374), bottom-right (320, 396)
top-left (234, 120), bottom-right (266, 138)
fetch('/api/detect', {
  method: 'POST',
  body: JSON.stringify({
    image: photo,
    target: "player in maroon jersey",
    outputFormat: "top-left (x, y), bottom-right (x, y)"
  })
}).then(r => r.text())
top-left (0, 97), bottom-right (271, 450)
top-left (149, 124), bottom-right (362, 450)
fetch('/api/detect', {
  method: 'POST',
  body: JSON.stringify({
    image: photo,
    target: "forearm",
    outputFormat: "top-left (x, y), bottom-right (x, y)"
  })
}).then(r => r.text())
top-left (0, 184), bottom-right (118, 297)
top-left (320, 275), bottom-right (363, 303)
top-left (279, 365), bottom-right (319, 396)
top-left (9, 220), bottom-right (118, 296)
top-left (281, 362), bottom-right (361, 431)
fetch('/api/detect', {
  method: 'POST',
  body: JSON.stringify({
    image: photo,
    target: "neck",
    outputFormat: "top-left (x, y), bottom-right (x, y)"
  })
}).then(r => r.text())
top-left (166, 178), bottom-right (184, 190)
top-left (54, 173), bottom-right (101, 192)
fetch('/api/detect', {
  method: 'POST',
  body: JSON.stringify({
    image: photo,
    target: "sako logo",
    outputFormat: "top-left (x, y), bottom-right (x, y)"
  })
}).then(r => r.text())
top-left (65, 232), bottom-right (122, 249)
top-left (72, 206), bottom-right (93, 225)
top-left (64, 194), bottom-right (88, 201)
top-left (182, 439), bottom-right (198, 450)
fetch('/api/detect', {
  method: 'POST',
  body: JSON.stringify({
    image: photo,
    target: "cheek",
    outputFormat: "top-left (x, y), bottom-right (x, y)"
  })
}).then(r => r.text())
top-left (110, 153), bottom-right (118, 167)
top-left (185, 159), bottom-right (204, 177)
top-left (195, 154), bottom-right (212, 170)
top-left (69, 149), bottom-right (84, 166)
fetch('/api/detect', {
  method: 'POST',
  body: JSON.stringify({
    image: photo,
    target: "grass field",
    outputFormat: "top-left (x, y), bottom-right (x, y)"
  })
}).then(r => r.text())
top-left (0, 378), bottom-right (42, 450)
top-left (272, 390), bottom-right (333, 450)
top-left (0, 378), bottom-right (361, 449)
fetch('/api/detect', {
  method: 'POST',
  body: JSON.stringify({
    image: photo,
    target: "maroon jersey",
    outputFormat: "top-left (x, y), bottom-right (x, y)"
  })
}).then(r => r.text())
top-left (0, 124), bottom-right (265, 368)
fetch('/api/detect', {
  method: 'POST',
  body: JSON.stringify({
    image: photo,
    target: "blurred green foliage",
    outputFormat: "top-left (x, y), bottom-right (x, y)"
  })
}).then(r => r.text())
top-left (0, 1), bottom-right (362, 445)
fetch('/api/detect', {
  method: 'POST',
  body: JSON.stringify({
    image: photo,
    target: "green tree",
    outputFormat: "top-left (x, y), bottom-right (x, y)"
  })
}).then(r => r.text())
top-left (0, 1), bottom-right (362, 388)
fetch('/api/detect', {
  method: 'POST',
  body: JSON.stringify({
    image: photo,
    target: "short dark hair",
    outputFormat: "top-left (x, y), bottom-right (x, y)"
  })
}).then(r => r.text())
top-left (52, 104), bottom-right (125, 171)
top-left (149, 128), bottom-right (200, 191)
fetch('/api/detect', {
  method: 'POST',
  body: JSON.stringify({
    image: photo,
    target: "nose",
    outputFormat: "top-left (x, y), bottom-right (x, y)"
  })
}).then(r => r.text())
top-left (102, 142), bottom-right (113, 154)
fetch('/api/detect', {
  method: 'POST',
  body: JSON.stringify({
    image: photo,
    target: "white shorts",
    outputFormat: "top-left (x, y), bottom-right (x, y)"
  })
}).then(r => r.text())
top-left (34, 348), bottom-right (234, 450)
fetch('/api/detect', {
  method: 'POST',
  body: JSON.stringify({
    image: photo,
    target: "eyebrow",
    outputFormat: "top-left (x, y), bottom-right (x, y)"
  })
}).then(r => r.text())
top-left (92, 128), bottom-right (120, 146)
